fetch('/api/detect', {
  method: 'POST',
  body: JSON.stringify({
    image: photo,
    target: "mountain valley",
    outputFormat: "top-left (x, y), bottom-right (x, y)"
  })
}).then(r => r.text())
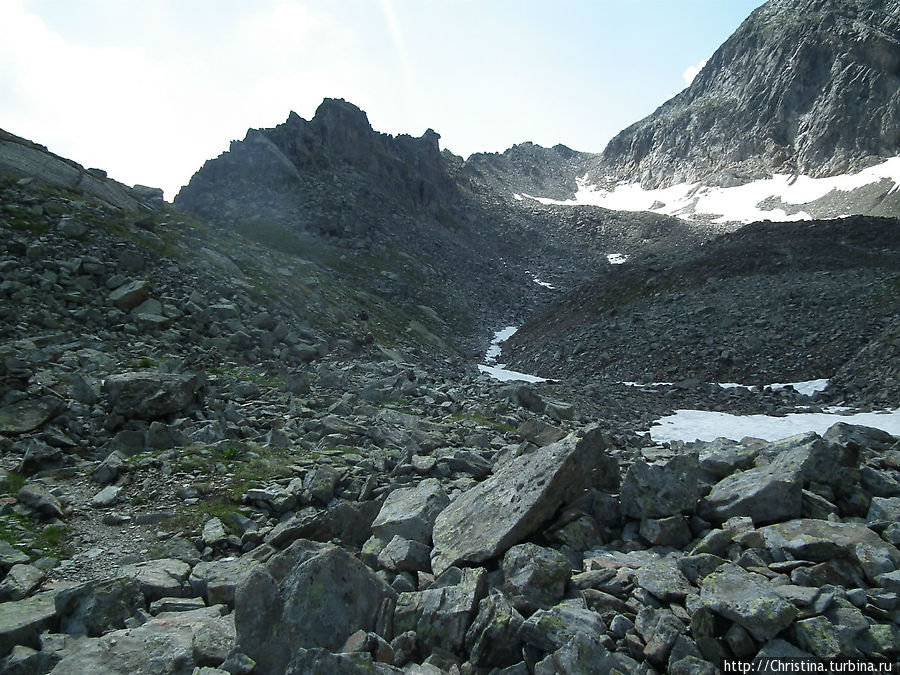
top-left (2, 0), bottom-right (900, 672)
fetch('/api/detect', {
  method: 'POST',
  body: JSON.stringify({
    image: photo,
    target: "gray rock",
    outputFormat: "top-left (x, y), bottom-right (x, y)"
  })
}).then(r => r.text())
top-left (620, 452), bottom-right (700, 519)
top-left (0, 565), bottom-right (44, 602)
top-left (118, 557), bottom-right (191, 601)
top-left (698, 451), bottom-right (803, 525)
top-left (0, 396), bottom-right (64, 435)
top-left (189, 557), bottom-right (259, 607)
top-left (0, 591), bottom-right (58, 654)
top-left (91, 451), bottom-right (125, 485)
top-left (16, 483), bottom-right (64, 519)
top-left (518, 601), bottom-right (607, 653)
top-left (431, 425), bottom-right (615, 575)
top-left (464, 590), bottom-right (524, 668)
top-left (55, 578), bottom-right (145, 636)
top-left (759, 519), bottom-right (900, 580)
top-left (699, 563), bottom-right (797, 641)
top-left (304, 464), bottom-right (341, 504)
top-left (90, 485), bottom-right (121, 508)
top-left (234, 543), bottom-right (395, 674)
top-left (48, 605), bottom-right (226, 674)
top-left (636, 608), bottom-right (685, 667)
top-left (394, 566), bottom-right (487, 657)
top-left (502, 543), bottom-right (572, 615)
top-left (107, 280), bottom-right (150, 311)
top-left (867, 496), bottom-right (900, 523)
top-left (149, 596), bottom-right (207, 615)
top-left (534, 634), bottom-right (638, 674)
top-left (104, 371), bottom-right (203, 419)
top-left (0, 542), bottom-right (30, 570)
top-left (695, 438), bottom-right (759, 479)
top-left (634, 557), bottom-right (696, 603)
top-left (640, 515), bottom-right (693, 547)
top-left (202, 518), bottom-right (228, 548)
top-left (372, 478), bottom-right (448, 545)
top-left (377, 536), bottom-right (432, 574)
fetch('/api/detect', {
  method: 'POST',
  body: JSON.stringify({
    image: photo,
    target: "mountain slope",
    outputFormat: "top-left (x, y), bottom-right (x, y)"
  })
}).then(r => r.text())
top-left (596, 0), bottom-right (900, 188)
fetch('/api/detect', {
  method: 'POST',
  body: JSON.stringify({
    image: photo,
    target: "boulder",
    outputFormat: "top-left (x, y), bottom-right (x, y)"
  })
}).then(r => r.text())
top-left (104, 371), bottom-right (203, 419)
top-left (55, 578), bottom-right (144, 636)
top-left (118, 558), bottom-right (191, 601)
top-left (502, 543), bottom-right (572, 615)
top-left (464, 590), bottom-right (524, 668)
top-left (371, 478), bottom-right (448, 545)
top-left (394, 566), bottom-right (487, 658)
top-left (0, 396), bottom-right (64, 435)
top-left (620, 453), bottom-right (700, 519)
top-left (431, 425), bottom-right (615, 575)
top-left (107, 280), bottom-right (150, 311)
top-left (518, 600), bottom-right (607, 653)
top-left (699, 563), bottom-right (797, 641)
top-left (0, 591), bottom-right (58, 654)
top-left (234, 543), bottom-right (395, 674)
top-left (698, 454), bottom-right (802, 525)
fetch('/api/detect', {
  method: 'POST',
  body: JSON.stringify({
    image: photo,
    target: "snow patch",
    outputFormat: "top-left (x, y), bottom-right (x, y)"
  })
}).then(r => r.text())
top-left (478, 363), bottom-right (547, 383)
top-left (520, 157), bottom-right (900, 224)
top-left (650, 408), bottom-right (900, 443)
top-left (480, 325), bottom-right (547, 382)
top-left (607, 253), bottom-right (629, 265)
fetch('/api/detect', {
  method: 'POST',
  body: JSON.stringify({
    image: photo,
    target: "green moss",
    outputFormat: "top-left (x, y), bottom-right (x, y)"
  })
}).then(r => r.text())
top-left (4, 471), bottom-right (26, 496)
top-left (0, 513), bottom-right (72, 558)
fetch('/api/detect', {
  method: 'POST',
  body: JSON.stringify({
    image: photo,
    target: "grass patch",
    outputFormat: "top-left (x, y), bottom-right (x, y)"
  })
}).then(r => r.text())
top-left (0, 513), bottom-right (73, 559)
top-left (3, 471), bottom-right (26, 495)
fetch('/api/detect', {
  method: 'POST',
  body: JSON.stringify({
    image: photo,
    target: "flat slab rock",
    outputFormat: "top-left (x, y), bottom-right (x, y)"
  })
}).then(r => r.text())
top-left (430, 425), bottom-right (615, 575)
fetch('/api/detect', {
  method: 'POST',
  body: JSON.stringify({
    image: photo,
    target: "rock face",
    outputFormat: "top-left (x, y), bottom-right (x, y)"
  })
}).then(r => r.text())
top-left (430, 425), bottom-right (616, 575)
top-left (596, 0), bottom-right (900, 188)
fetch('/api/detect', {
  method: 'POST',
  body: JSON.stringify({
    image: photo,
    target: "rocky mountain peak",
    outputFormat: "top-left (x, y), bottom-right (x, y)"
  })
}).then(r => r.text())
top-left (597, 0), bottom-right (900, 189)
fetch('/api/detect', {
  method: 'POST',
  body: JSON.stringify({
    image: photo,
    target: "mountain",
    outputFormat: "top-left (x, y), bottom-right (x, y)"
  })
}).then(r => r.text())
top-left (598, 0), bottom-right (900, 187)
top-left (501, 0), bottom-right (900, 224)
top-left (175, 99), bottom-right (713, 353)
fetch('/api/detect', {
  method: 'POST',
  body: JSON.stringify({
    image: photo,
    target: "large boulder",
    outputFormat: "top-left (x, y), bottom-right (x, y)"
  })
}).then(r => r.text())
top-left (104, 371), bottom-right (203, 419)
top-left (394, 567), bottom-right (487, 658)
top-left (234, 542), bottom-right (396, 674)
top-left (371, 478), bottom-right (449, 545)
top-left (699, 563), bottom-right (797, 642)
top-left (620, 453), bottom-right (700, 519)
top-left (431, 425), bottom-right (617, 575)
top-left (502, 543), bottom-right (572, 615)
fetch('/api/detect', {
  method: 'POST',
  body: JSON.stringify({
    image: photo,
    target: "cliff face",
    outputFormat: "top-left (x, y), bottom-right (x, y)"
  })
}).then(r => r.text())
top-left (175, 98), bottom-right (455, 241)
top-left (595, 0), bottom-right (900, 188)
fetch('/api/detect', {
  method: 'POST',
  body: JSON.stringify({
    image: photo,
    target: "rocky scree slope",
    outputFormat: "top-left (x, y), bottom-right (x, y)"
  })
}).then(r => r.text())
top-left (595, 0), bottom-right (900, 189)
top-left (502, 215), bottom-right (900, 404)
top-left (175, 98), bottom-right (721, 353)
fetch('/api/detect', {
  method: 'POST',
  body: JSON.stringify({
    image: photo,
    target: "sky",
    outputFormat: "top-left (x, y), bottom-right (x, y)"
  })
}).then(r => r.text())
top-left (0, 0), bottom-right (767, 200)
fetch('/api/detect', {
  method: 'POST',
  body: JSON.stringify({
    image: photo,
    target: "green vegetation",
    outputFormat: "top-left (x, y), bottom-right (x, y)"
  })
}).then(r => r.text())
top-left (3, 471), bottom-right (26, 495)
top-left (0, 512), bottom-right (72, 559)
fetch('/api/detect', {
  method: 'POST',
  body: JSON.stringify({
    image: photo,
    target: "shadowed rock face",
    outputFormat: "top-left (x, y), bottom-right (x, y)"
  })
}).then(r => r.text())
top-left (595, 0), bottom-right (900, 188)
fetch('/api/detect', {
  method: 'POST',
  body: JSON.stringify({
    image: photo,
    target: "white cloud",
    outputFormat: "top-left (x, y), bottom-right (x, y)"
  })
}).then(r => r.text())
top-left (682, 57), bottom-right (708, 86)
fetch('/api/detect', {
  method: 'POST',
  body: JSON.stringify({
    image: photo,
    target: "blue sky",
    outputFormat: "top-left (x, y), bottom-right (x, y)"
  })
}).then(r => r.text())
top-left (0, 0), bottom-right (767, 199)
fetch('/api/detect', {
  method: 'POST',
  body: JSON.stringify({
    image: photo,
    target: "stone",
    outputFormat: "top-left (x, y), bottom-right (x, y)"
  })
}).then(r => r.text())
top-left (696, 438), bottom-right (759, 479)
top-left (502, 543), bottom-right (572, 615)
top-left (698, 454), bottom-right (802, 525)
top-left (534, 634), bottom-right (638, 674)
top-left (55, 578), bottom-right (145, 636)
top-left (431, 425), bottom-right (615, 575)
top-left (791, 616), bottom-right (842, 658)
top-left (394, 566), bottom-right (487, 657)
top-left (0, 396), bottom-right (64, 435)
top-left (118, 557), bottom-right (192, 601)
top-left (371, 478), bottom-right (449, 545)
top-left (464, 590), bottom-right (524, 668)
top-left (759, 519), bottom-right (900, 577)
top-left (149, 596), bottom-right (207, 615)
top-left (48, 605), bottom-right (226, 673)
top-left (377, 536), bottom-right (432, 574)
top-left (699, 563), bottom-right (797, 642)
top-left (867, 496), bottom-right (900, 523)
top-left (634, 557), bottom-right (696, 603)
top-left (90, 485), bottom-right (121, 507)
top-left (202, 518), bottom-right (228, 548)
top-left (640, 515), bottom-right (693, 547)
top-left (234, 543), bottom-right (396, 674)
top-left (0, 564), bottom-right (44, 602)
top-left (107, 279), bottom-right (150, 310)
top-left (304, 464), bottom-right (341, 504)
top-left (0, 542), bottom-right (30, 570)
top-left (189, 557), bottom-right (259, 607)
top-left (636, 608), bottom-right (685, 667)
top-left (620, 452), bottom-right (700, 519)
top-left (91, 450), bottom-right (125, 485)
top-left (518, 601), bottom-right (607, 653)
top-left (16, 483), bottom-right (64, 519)
top-left (0, 591), bottom-right (58, 654)
top-left (104, 371), bottom-right (203, 419)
